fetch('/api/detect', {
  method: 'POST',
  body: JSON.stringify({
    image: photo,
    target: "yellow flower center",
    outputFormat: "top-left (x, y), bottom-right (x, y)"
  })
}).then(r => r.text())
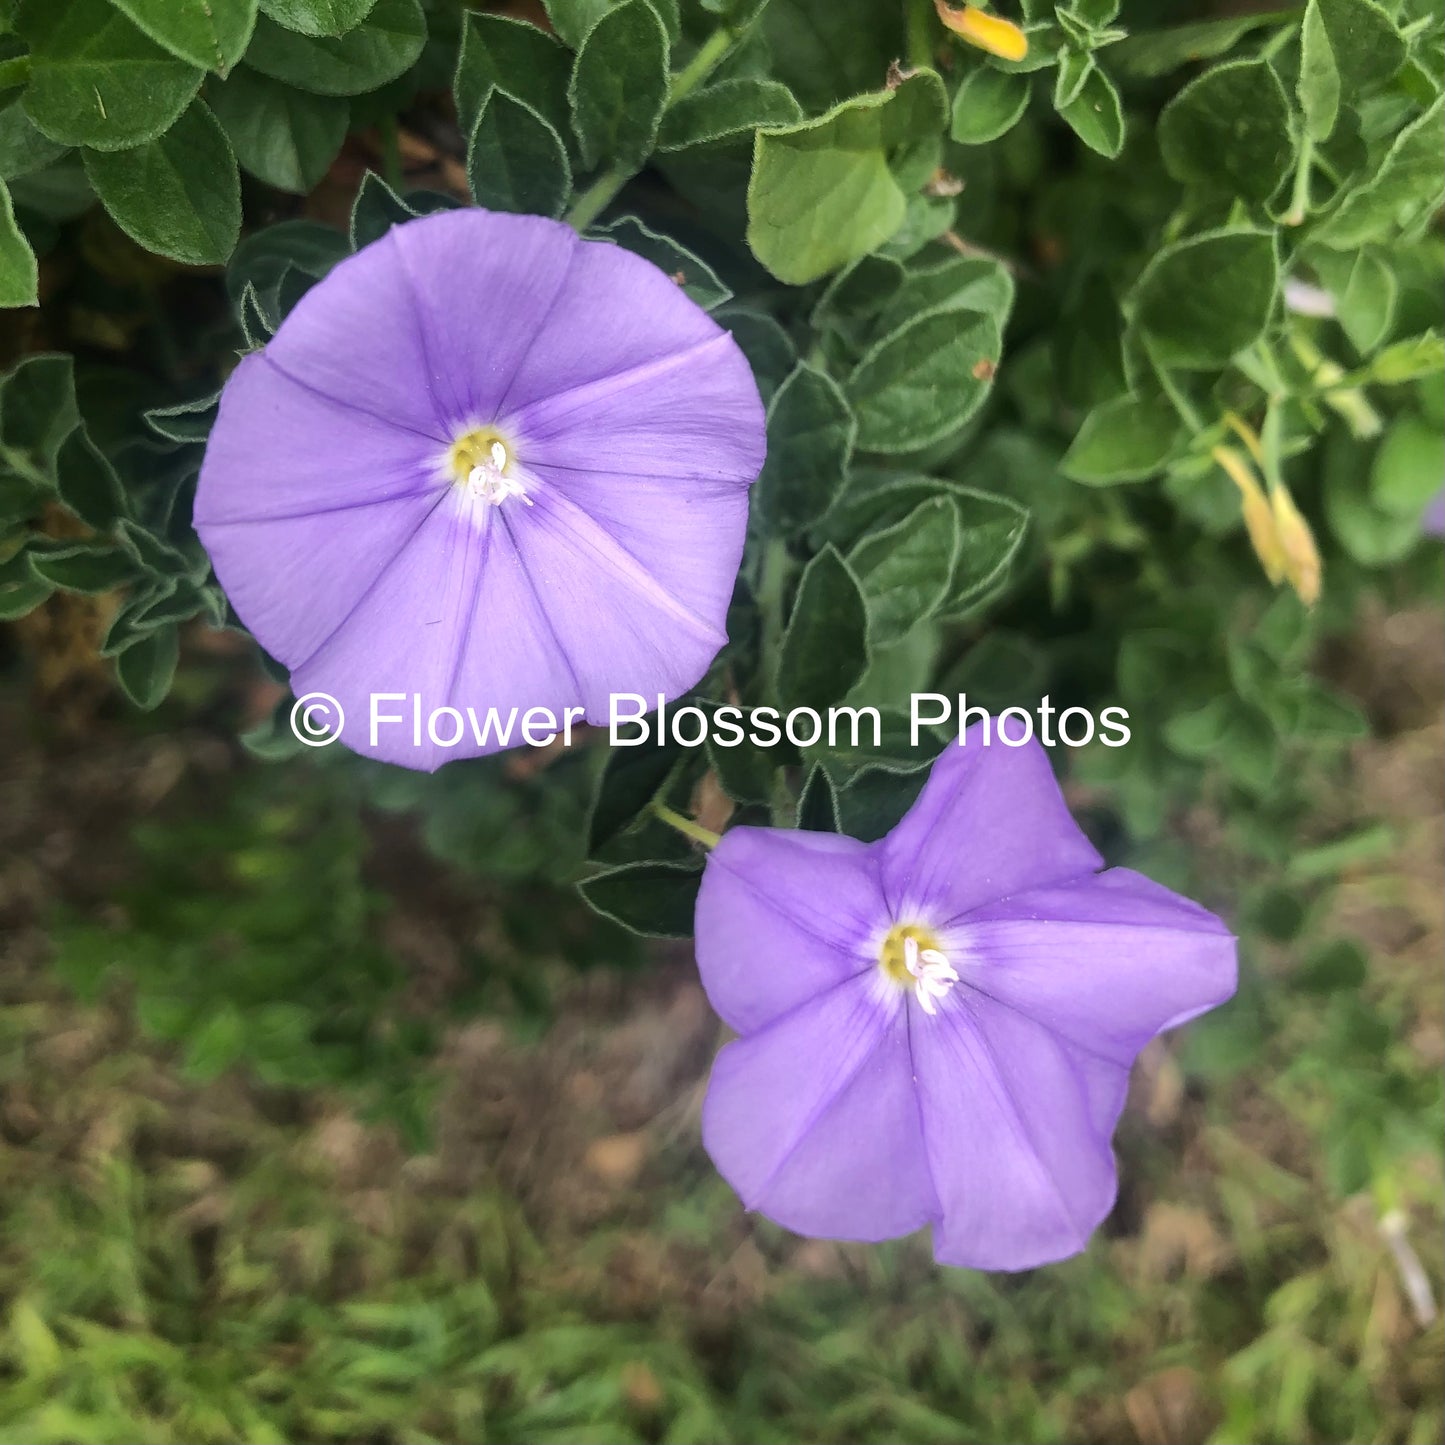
top-left (878, 922), bottom-right (945, 987)
top-left (448, 427), bottom-right (512, 485)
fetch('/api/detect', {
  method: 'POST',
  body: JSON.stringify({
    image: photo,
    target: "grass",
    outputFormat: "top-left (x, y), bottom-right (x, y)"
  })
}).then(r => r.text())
top-left (0, 703), bottom-right (1440, 1443)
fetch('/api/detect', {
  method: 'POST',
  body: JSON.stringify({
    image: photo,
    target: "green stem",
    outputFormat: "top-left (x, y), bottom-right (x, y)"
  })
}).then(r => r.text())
top-left (905, 0), bottom-right (935, 69)
top-left (565, 25), bottom-right (737, 233)
top-left (670, 26), bottom-right (734, 106)
top-left (378, 114), bottom-right (403, 192)
top-left (563, 166), bottom-right (630, 232)
top-left (651, 802), bottom-right (721, 850)
top-left (1284, 134), bottom-right (1314, 226)
top-left (0, 56), bottom-right (30, 92)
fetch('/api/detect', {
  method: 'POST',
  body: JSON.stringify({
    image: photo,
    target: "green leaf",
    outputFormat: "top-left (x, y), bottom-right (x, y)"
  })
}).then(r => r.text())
top-left (0, 175), bottom-right (36, 307)
top-left (115, 621), bottom-right (179, 708)
top-left (658, 77), bottom-right (803, 151)
top-left (145, 392), bottom-right (217, 442)
top-left (847, 495), bottom-right (961, 645)
top-left (1299, 0), bottom-right (1405, 141)
top-left (84, 100), bottom-right (241, 266)
top-left (1062, 392), bottom-right (1184, 483)
top-left (109, 0), bottom-right (258, 72)
top-left (716, 305), bottom-right (796, 403)
top-left (29, 542), bottom-right (136, 592)
top-left (746, 70), bottom-right (948, 286)
top-left (588, 741), bottom-right (682, 854)
top-left (846, 308), bottom-right (1000, 453)
top-left (568, 0), bottom-right (669, 172)
top-left (1323, 433), bottom-right (1419, 564)
top-left (874, 255), bottom-right (1014, 338)
top-left (1130, 227), bottom-right (1278, 370)
top-left (0, 554), bottom-right (51, 619)
top-left (591, 215), bottom-right (730, 310)
top-left (182, 1002), bottom-right (246, 1080)
top-left (0, 353), bottom-right (78, 469)
top-left (467, 91), bottom-right (571, 219)
top-left (19, 0), bottom-right (204, 151)
top-left (454, 10), bottom-right (571, 140)
top-left (209, 65), bottom-right (348, 192)
top-left (347, 171), bottom-right (456, 249)
top-left (1371, 414), bottom-right (1445, 517)
top-left (546, 0), bottom-right (679, 49)
top-left (0, 96), bottom-right (70, 179)
top-left (55, 424), bottom-right (127, 527)
top-left (797, 763), bottom-right (840, 831)
top-left (578, 860), bottom-right (701, 938)
top-left (244, 0), bottom-right (425, 97)
top-left (260, 0), bottom-right (378, 38)
top-left (1159, 59), bottom-right (1294, 201)
top-left (1312, 249), bottom-right (1397, 355)
top-left (778, 545), bottom-right (869, 713)
top-left (1112, 9), bottom-right (1297, 79)
top-left (950, 65), bottom-right (1031, 145)
top-left (1355, 330), bottom-right (1444, 384)
top-left (762, 0), bottom-right (901, 113)
top-left (1311, 95), bottom-right (1445, 249)
top-left (755, 363), bottom-right (855, 536)
top-left (1057, 60), bottom-right (1124, 158)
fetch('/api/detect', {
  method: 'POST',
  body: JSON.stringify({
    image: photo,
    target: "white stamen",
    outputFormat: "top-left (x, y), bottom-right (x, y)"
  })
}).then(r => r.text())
top-left (903, 936), bottom-right (959, 1016)
top-left (467, 450), bottom-right (533, 508)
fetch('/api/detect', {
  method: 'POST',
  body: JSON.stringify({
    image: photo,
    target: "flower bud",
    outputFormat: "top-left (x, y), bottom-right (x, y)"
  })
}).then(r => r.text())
top-left (935, 2), bottom-right (1029, 62)
top-left (1213, 446), bottom-right (1285, 585)
top-left (1271, 483), bottom-right (1322, 607)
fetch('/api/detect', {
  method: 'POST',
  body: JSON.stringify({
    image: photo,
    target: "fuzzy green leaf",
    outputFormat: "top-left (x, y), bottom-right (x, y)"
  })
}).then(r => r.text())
top-left (19, 0), bottom-right (204, 151)
top-left (846, 308), bottom-right (1001, 453)
top-left (951, 65), bottom-right (1031, 145)
top-left (467, 91), bottom-right (571, 219)
top-left (746, 70), bottom-right (948, 285)
top-left (778, 546), bottom-right (869, 713)
top-left (578, 860), bottom-right (701, 938)
top-left (209, 65), bottom-right (348, 193)
top-left (568, 0), bottom-right (669, 172)
top-left (755, 364), bottom-right (855, 536)
top-left (1063, 392), bottom-right (1185, 483)
top-left (260, 0), bottom-right (379, 38)
top-left (0, 176), bottom-right (37, 308)
top-left (454, 10), bottom-right (571, 140)
top-left (847, 495), bottom-right (961, 645)
top-left (84, 101), bottom-right (241, 265)
top-left (1159, 59), bottom-right (1294, 201)
top-left (109, 0), bottom-right (258, 72)
top-left (244, 0), bottom-right (425, 96)
top-left (1130, 227), bottom-right (1278, 370)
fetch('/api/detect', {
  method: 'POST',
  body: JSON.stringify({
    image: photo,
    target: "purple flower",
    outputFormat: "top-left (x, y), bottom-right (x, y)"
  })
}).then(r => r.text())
top-left (694, 724), bottom-right (1237, 1271)
top-left (195, 209), bottom-right (765, 770)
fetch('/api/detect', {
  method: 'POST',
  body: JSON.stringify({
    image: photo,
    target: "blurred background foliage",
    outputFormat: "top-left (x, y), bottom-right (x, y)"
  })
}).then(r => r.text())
top-left (0, 0), bottom-right (1441, 1440)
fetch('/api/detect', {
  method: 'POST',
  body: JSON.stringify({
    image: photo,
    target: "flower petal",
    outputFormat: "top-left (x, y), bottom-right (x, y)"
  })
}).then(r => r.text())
top-left (499, 481), bottom-right (737, 719)
top-left (876, 724), bottom-right (1103, 924)
top-left (499, 235), bottom-right (740, 421)
top-left (511, 330), bottom-right (764, 483)
top-left (703, 977), bottom-right (939, 1242)
top-left (385, 210), bottom-right (582, 430)
top-left (695, 827), bottom-right (888, 1034)
top-left (958, 868), bottom-right (1237, 1064)
top-left (289, 498), bottom-right (585, 770)
top-left (914, 993), bottom-right (1120, 1271)
top-left (195, 354), bottom-right (448, 666)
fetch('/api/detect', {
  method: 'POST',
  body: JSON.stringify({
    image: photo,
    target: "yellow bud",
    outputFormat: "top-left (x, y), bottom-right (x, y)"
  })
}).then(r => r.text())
top-left (1213, 446), bottom-right (1286, 586)
top-left (935, 3), bottom-right (1029, 62)
top-left (1271, 483), bottom-right (1322, 607)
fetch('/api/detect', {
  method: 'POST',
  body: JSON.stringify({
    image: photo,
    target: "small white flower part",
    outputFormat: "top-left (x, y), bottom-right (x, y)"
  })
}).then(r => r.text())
top-left (904, 935), bottom-right (959, 1016)
top-left (467, 440), bottom-right (533, 507)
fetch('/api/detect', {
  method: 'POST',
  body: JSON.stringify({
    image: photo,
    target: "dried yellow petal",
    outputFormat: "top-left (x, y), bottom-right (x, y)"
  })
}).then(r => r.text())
top-left (935, 3), bottom-right (1029, 63)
